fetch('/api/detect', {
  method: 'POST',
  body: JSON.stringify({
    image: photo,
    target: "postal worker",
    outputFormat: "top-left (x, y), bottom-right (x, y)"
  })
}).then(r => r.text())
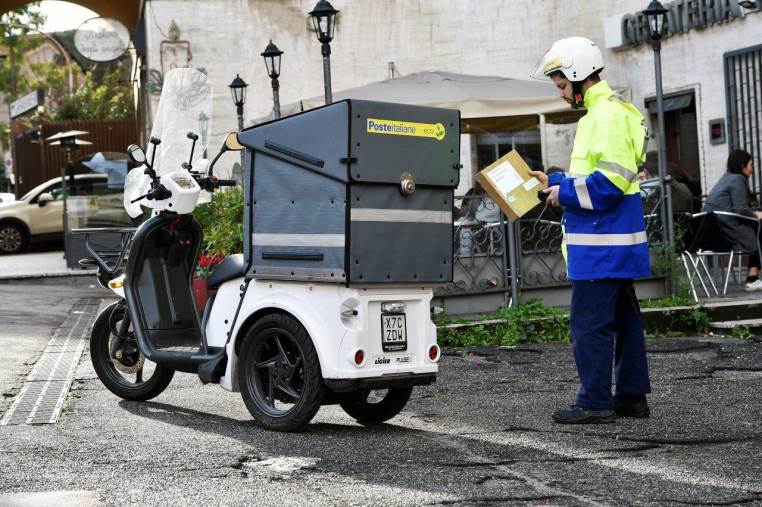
top-left (530, 36), bottom-right (652, 424)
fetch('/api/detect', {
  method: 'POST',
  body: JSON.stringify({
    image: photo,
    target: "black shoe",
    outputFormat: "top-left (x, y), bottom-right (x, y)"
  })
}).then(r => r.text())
top-left (614, 396), bottom-right (650, 418)
top-left (551, 405), bottom-right (615, 424)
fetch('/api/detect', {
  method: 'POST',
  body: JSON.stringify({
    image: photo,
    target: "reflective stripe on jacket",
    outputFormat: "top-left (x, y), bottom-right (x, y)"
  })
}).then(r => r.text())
top-left (548, 80), bottom-right (651, 280)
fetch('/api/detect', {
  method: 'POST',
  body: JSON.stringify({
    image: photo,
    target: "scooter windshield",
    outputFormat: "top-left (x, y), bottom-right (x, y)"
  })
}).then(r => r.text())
top-left (149, 67), bottom-right (214, 177)
top-left (123, 68), bottom-right (213, 217)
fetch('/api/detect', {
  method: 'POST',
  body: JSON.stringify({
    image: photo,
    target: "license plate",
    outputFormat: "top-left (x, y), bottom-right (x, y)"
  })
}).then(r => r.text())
top-left (381, 313), bottom-right (407, 352)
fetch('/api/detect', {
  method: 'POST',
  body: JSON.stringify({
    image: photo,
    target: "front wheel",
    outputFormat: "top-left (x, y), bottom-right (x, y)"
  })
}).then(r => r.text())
top-left (340, 387), bottom-right (413, 426)
top-left (90, 302), bottom-right (174, 401)
top-left (0, 222), bottom-right (28, 254)
top-left (238, 312), bottom-right (324, 432)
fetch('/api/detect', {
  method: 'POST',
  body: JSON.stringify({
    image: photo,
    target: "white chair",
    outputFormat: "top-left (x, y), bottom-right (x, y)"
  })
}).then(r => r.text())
top-left (681, 211), bottom-right (761, 301)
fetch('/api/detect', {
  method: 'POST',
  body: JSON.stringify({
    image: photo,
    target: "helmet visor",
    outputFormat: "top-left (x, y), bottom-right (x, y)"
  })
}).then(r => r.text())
top-left (531, 49), bottom-right (563, 81)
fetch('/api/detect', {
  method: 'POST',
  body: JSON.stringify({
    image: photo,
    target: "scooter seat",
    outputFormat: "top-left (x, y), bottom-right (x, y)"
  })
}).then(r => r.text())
top-left (207, 253), bottom-right (245, 289)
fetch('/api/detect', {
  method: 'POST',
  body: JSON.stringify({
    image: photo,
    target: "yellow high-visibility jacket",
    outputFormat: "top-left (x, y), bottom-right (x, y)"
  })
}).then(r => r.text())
top-left (547, 80), bottom-right (650, 280)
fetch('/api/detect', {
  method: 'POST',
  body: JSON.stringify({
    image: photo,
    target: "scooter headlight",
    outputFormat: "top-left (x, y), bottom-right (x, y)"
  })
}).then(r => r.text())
top-left (108, 276), bottom-right (125, 290)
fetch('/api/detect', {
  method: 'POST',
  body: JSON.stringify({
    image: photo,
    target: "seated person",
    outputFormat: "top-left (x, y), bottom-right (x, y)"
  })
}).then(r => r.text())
top-left (638, 151), bottom-right (694, 214)
top-left (703, 149), bottom-right (762, 291)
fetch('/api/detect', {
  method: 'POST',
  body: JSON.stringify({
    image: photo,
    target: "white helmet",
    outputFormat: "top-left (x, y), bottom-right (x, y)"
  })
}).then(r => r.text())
top-left (533, 36), bottom-right (604, 82)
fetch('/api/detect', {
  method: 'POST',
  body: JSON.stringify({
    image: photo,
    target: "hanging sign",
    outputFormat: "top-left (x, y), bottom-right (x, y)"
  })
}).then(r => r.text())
top-left (9, 89), bottom-right (43, 119)
top-left (74, 17), bottom-right (130, 62)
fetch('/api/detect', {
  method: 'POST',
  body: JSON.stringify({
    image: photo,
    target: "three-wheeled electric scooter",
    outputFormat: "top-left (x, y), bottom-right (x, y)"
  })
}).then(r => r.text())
top-left (86, 67), bottom-right (460, 431)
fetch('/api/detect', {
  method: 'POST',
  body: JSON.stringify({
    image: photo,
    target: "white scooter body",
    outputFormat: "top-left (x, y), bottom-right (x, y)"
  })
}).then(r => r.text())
top-left (102, 67), bottom-right (449, 432)
top-left (115, 170), bottom-right (440, 392)
top-left (205, 279), bottom-right (439, 392)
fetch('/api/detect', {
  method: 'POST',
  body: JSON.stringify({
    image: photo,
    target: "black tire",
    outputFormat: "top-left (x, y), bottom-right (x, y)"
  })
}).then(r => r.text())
top-left (0, 222), bottom-right (28, 254)
top-left (340, 387), bottom-right (413, 426)
top-left (238, 312), bottom-right (324, 432)
top-left (90, 302), bottom-right (174, 401)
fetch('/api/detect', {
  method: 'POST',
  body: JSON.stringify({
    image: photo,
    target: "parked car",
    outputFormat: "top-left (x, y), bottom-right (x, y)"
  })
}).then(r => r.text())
top-left (0, 172), bottom-right (131, 254)
top-left (0, 193), bottom-right (15, 203)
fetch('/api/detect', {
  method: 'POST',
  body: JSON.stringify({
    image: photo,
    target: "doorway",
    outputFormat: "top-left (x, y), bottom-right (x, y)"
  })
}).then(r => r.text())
top-left (645, 90), bottom-right (702, 199)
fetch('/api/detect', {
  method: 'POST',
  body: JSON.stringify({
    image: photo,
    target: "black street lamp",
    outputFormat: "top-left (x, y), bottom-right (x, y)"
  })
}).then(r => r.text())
top-left (261, 40), bottom-right (283, 119)
top-left (643, 0), bottom-right (673, 247)
top-left (228, 74), bottom-right (248, 131)
top-left (228, 75), bottom-right (247, 171)
top-left (309, 0), bottom-right (338, 104)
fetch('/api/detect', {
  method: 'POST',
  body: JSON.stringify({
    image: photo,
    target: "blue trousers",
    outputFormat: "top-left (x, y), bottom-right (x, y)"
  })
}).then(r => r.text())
top-left (570, 279), bottom-right (651, 410)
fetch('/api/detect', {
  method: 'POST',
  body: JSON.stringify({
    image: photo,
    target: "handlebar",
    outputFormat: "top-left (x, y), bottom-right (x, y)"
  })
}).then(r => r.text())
top-left (131, 183), bottom-right (172, 204)
top-left (195, 176), bottom-right (238, 191)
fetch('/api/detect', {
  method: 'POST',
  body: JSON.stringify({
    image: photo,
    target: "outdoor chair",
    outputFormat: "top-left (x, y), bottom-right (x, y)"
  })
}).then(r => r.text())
top-left (681, 211), bottom-right (761, 301)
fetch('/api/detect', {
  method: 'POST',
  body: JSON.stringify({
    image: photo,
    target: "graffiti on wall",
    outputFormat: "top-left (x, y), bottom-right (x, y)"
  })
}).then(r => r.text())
top-left (146, 20), bottom-right (193, 95)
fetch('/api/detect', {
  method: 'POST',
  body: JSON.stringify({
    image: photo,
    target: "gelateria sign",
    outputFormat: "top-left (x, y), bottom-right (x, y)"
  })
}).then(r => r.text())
top-left (604, 0), bottom-right (762, 48)
top-left (74, 17), bottom-right (130, 62)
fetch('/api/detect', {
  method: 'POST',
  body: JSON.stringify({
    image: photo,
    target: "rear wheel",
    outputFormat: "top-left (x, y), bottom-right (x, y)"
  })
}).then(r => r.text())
top-left (90, 302), bottom-right (174, 401)
top-left (0, 222), bottom-right (28, 254)
top-left (238, 313), bottom-right (323, 432)
top-left (340, 387), bottom-right (413, 426)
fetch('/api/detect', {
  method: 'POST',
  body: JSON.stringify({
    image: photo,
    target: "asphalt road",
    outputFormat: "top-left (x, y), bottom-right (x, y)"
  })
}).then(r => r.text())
top-left (1, 280), bottom-right (762, 506)
top-left (0, 279), bottom-right (104, 410)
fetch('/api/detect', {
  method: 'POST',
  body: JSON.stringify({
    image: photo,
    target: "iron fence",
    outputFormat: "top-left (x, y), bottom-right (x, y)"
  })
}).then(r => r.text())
top-left (437, 188), bottom-right (673, 305)
top-left (437, 194), bottom-right (508, 298)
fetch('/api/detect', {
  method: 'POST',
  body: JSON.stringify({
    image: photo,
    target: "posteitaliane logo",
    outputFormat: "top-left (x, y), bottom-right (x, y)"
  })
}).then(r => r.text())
top-left (366, 118), bottom-right (446, 141)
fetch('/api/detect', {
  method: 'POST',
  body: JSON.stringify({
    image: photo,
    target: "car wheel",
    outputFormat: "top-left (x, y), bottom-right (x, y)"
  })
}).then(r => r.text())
top-left (238, 312), bottom-right (324, 432)
top-left (339, 387), bottom-right (413, 426)
top-left (0, 222), bottom-right (28, 254)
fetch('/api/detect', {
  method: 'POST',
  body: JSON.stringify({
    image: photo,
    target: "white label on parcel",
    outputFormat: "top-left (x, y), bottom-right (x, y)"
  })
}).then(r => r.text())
top-left (487, 160), bottom-right (524, 195)
top-left (523, 177), bottom-right (541, 191)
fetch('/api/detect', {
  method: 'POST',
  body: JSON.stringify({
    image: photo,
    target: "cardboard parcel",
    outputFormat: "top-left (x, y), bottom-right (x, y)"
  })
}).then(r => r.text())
top-left (475, 150), bottom-right (543, 222)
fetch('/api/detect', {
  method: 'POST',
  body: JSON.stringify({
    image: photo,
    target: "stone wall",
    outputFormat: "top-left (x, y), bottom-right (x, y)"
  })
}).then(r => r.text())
top-left (143, 0), bottom-right (762, 191)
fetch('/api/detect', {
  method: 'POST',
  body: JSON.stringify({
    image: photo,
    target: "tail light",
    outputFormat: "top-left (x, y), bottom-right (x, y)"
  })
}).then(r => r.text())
top-left (428, 344), bottom-right (440, 362)
top-left (354, 349), bottom-right (365, 366)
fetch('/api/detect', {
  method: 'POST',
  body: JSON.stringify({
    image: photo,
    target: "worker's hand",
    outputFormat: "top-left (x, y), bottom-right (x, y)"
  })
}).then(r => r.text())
top-left (544, 185), bottom-right (561, 207)
top-left (754, 211), bottom-right (762, 220)
top-left (529, 170), bottom-right (548, 189)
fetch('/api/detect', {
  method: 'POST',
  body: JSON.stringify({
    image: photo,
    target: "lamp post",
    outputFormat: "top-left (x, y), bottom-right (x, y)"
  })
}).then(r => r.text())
top-left (261, 40), bottom-right (283, 119)
top-left (228, 74), bottom-right (248, 131)
top-left (229, 75), bottom-right (248, 170)
top-left (644, 0), bottom-right (673, 246)
top-left (309, 0), bottom-right (338, 104)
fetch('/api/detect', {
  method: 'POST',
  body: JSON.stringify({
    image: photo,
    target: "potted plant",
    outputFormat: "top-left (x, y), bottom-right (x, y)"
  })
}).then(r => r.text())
top-left (193, 253), bottom-right (223, 312)
top-left (192, 188), bottom-right (244, 312)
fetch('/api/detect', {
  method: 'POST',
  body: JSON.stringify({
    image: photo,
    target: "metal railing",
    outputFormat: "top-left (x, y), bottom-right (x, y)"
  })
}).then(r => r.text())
top-left (440, 195), bottom-right (509, 299)
top-left (437, 188), bottom-right (674, 306)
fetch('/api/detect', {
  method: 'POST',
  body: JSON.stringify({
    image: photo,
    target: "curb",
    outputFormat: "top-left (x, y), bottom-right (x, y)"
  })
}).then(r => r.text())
top-left (0, 271), bottom-right (94, 284)
top-left (438, 299), bottom-right (761, 336)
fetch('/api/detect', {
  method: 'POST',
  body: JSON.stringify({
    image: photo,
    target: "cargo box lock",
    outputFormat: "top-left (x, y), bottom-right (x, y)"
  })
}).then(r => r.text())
top-left (400, 171), bottom-right (416, 195)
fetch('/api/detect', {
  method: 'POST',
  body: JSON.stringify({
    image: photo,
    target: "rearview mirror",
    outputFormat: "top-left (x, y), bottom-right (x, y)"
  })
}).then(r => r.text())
top-left (38, 192), bottom-right (53, 206)
top-left (127, 144), bottom-right (146, 164)
top-left (224, 133), bottom-right (244, 151)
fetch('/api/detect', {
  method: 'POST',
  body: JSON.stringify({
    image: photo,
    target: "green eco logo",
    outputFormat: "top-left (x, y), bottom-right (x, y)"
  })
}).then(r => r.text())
top-left (434, 123), bottom-right (446, 141)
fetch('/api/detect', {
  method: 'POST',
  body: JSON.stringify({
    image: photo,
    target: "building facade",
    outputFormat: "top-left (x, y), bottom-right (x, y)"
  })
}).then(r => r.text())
top-left (140, 0), bottom-right (762, 196)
